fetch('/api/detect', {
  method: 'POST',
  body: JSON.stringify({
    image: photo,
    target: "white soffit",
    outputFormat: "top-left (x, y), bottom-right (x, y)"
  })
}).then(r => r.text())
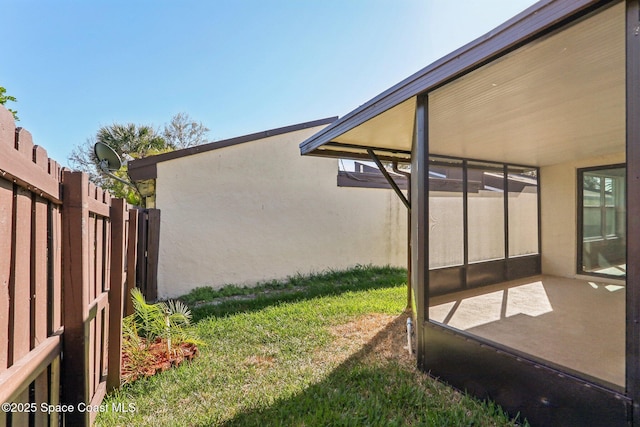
top-left (332, 97), bottom-right (417, 152)
top-left (429, 1), bottom-right (625, 167)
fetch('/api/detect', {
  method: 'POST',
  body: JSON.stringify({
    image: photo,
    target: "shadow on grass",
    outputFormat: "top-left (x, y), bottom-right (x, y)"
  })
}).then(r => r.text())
top-left (189, 266), bottom-right (408, 322)
top-left (211, 314), bottom-right (521, 427)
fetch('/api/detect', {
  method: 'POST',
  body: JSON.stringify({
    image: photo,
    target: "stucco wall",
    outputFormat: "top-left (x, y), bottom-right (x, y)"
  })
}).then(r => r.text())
top-left (540, 152), bottom-right (625, 278)
top-left (428, 190), bottom-right (538, 268)
top-left (154, 125), bottom-right (407, 298)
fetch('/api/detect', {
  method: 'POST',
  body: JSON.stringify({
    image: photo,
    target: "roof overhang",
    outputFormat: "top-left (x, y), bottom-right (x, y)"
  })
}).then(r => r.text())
top-left (300, 0), bottom-right (624, 167)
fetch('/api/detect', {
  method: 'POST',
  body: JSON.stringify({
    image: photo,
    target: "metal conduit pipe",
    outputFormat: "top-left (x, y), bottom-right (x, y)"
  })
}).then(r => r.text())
top-left (405, 317), bottom-right (413, 355)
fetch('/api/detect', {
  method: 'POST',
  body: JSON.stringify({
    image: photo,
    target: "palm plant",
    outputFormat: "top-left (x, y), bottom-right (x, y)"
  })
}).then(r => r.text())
top-left (121, 314), bottom-right (151, 381)
top-left (127, 288), bottom-right (201, 357)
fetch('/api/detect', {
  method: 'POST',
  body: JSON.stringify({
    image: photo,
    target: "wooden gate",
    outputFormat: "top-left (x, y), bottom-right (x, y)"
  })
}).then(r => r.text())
top-left (136, 209), bottom-right (160, 302)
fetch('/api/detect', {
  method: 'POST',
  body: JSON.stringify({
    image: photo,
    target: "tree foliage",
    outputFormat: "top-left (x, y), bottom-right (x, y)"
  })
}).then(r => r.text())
top-left (0, 86), bottom-right (19, 121)
top-left (96, 122), bottom-right (167, 155)
top-left (162, 112), bottom-right (210, 149)
top-left (68, 114), bottom-right (210, 205)
top-left (68, 123), bottom-right (171, 205)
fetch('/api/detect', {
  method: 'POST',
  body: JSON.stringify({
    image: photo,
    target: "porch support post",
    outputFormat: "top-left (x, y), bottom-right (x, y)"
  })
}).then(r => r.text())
top-left (626, 0), bottom-right (640, 420)
top-left (412, 94), bottom-right (429, 368)
top-left (367, 149), bottom-right (410, 209)
top-left (393, 161), bottom-right (412, 310)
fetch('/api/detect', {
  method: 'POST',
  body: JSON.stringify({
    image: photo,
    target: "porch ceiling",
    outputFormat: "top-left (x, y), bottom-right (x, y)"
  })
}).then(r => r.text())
top-left (429, 1), bottom-right (624, 166)
top-left (310, 1), bottom-right (625, 167)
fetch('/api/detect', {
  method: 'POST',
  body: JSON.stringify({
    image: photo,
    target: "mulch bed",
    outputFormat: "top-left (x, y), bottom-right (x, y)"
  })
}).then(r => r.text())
top-left (121, 339), bottom-right (199, 384)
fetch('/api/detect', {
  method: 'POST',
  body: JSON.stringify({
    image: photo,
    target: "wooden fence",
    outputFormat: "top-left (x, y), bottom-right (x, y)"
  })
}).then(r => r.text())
top-left (0, 105), bottom-right (143, 426)
top-left (136, 209), bottom-right (160, 302)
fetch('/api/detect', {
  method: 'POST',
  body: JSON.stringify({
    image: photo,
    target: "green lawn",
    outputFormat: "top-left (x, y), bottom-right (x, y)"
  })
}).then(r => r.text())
top-left (96, 266), bottom-right (526, 426)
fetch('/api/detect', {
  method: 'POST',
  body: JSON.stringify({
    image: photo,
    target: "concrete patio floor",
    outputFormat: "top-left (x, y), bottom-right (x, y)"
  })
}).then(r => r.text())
top-left (429, 275), bottom-right (625, 387)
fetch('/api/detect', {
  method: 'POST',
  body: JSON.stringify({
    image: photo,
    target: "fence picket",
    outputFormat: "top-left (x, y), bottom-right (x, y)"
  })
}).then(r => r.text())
top-left (32, 196), bottom-right (48, 347)
top-left (0, 179), bottom-right (9, 427)
top-left (145, 209), bottom-right (161, 301)
top-left (32, 145), bottom-right (48, 170)
top-left (125, 209), bottom-right (139, 316)
top-left (0, 104), bottom-right (15, 145)
top-left (15, 127), bottom-right (34, 157)
top-left (11, 187), bottom-right (31, 364)
top-left (32, 196), bottom-right (49, 427)
top-left (11, 186), bottom-right (31, 427)
top-left (0, 180), bottom-right (11, 372)
top-left (50, 204), bottom-right (62, 333)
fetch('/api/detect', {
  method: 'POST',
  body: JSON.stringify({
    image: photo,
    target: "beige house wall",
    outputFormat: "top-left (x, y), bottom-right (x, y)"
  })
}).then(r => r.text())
top-left (154, 125), bottom-right (407, 299)
top-left (540, 152), bottom-right (625, 279)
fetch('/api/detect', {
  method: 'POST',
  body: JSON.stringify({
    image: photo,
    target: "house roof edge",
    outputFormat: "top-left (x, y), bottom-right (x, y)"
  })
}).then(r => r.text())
top-left (129, 116), bottom-right (338, 181)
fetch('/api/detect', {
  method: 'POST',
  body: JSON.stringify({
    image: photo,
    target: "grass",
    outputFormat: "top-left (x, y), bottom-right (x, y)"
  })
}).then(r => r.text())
top-left (96, 265), bottom-right (526, 427)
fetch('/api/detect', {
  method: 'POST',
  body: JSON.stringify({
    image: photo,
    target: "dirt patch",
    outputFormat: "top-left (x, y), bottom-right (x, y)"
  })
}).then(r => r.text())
top-left (243, 354), bottom-right (277, 371)
top-left (319, 312), bottom-right (415, 368)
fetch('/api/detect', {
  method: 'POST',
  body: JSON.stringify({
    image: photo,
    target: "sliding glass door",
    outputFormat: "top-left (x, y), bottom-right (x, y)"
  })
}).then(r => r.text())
top-left (578, 165), bottom-right (626, 278)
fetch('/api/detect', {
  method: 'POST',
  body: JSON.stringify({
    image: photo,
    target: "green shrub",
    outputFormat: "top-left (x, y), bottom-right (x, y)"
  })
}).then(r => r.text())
top-left (121, 289), bottom-right (202, 384)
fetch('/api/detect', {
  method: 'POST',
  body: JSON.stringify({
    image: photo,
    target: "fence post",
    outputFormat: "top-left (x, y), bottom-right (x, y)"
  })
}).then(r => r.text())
top-left (61, 171), bottom-right (91, 427)
top-left (107, 199), bottom-right (126, 391)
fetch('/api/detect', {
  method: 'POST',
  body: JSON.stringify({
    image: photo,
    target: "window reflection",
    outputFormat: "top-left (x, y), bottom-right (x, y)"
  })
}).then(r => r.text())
top-left (579, 166), bottom-right (626, 278)
top-left (508, 168), bottom-right (539, 257)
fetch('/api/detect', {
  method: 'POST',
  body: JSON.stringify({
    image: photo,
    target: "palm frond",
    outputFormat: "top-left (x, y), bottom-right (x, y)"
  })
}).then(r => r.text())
top-left (131, 288), bottom-right (164, 341)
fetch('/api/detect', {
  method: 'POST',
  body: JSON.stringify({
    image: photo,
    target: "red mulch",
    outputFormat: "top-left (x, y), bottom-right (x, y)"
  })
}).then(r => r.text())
top-left (121, 339), bottom-right (199, 384)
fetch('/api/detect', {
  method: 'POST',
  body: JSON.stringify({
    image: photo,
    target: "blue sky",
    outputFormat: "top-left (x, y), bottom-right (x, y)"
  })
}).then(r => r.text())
top-left (2, 0), bottom-right (537, 166)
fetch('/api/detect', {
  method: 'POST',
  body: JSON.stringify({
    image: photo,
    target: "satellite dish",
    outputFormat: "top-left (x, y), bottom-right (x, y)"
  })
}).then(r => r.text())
top-left (93, 142), bottom-right (140, 197)
top-left (94, 142), bottom-right (122, 172)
